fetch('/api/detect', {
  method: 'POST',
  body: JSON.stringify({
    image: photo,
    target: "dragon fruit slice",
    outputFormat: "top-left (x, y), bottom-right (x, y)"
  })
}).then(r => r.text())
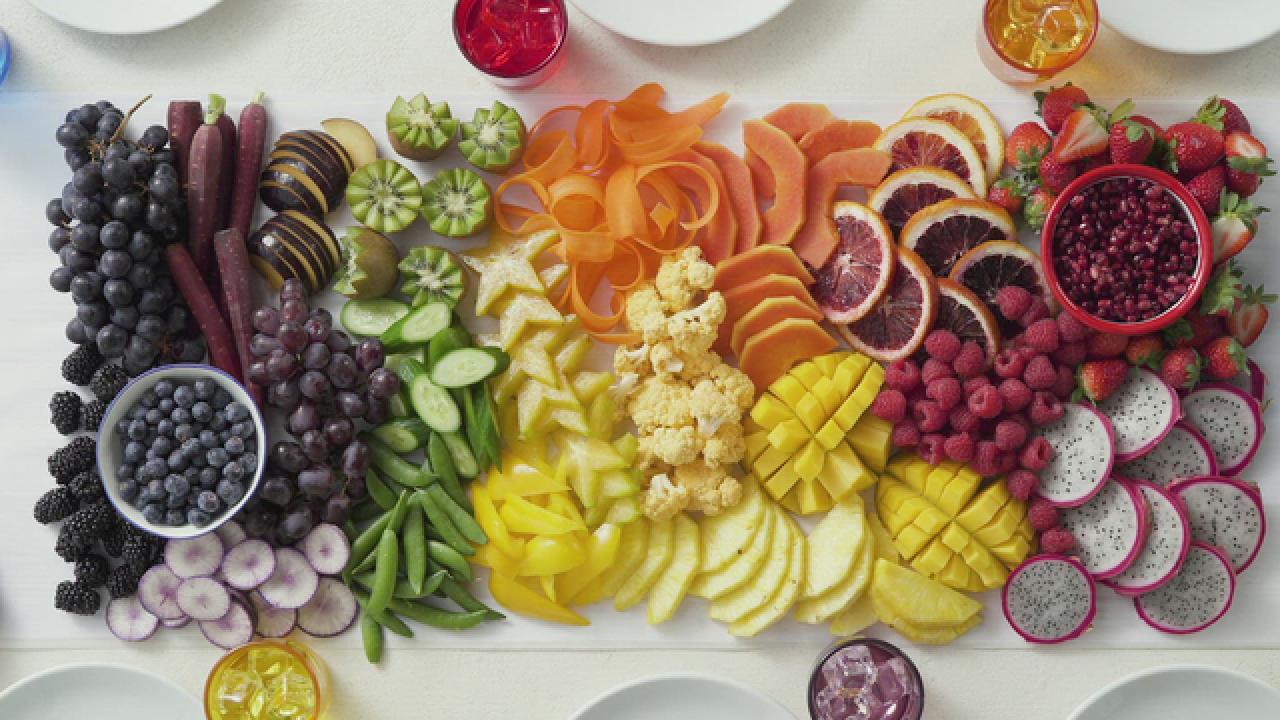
top-left (1227, 359), bottom-right (1268, 406)
top-left (1182, 383), bottom-right (1263, 476)
top-left (1035, 403), bottom-right (1115, 508)
top-left (1116, 421), bottom-right (1217, 487)
top-left (1058, 478), bottom-right (1149, 579)
top-left (1134, 542), bottom-right (1236, 634)
top-left (1002, 554), bottom-right (1096, 644)
top-left (1104, 479), bottom-right (1191, 596)
top-left (1095, 368), bottom-right (1180, 462)
top-left (1170, 476), bottom-right (1266, 574)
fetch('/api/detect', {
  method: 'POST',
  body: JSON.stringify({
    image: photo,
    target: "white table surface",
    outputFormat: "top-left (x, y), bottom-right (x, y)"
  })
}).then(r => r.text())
top-left (2, 1), bottom-right (1279, 717)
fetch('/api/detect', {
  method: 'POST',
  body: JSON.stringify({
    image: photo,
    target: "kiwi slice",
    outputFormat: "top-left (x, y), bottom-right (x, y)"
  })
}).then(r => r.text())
top-left (333, 227), bottom-right (400, 299)
top-left (399, 246), bottom-right (466, 308)
top-left (458, 101), bottom-right (526, 173)
top-left (386, 94), bottom-right (458, 161)
top-left (420, 168), bottom-right (492, 238)
top-left (346, 159), bottom-right (423, 234)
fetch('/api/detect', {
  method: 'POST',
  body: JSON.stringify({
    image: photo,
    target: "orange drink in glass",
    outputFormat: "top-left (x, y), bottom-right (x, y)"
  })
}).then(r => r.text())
top-left (978, 0), bottom-right (1098, 83)
top-left (204, 639), bottom-right (331, 720)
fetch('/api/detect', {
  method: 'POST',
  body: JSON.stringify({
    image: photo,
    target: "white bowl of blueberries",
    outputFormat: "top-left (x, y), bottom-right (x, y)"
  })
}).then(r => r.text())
top-left (97, 364), bottom-right (266, 539)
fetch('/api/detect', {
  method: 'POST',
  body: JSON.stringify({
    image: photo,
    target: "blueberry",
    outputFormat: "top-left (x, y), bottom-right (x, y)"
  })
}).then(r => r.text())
top-left (156, 419), bottom-right (175, 437)
top-left (166, 449), bottom-right (188, 472)
top-left (174, 385), bottom-right (195, 408)
top-left (129, 405), bottom-right (147, 420)
top-left (165, 509), bottom-right (185, 526)
top-left (118, 479), bottom-right (139, 502)
top-left (171, 407), bottom-right (191, 424)
top-left (212, 389), bottom-right (232, 409)
top-left (197, 491), bottom-right (221, 513)
top-left (164, 472), bottom-right (190, 495)
top-left (241, 452), bottom-right (258, 470)
top-left (217, 479), bottom-right (245, 505)
top-left (209, 415), bottom-right (228, 432)
top-left (145, 408), bottom-right (163, 425)
top-left (231, 421), bottom-right (254, 439)
top-left (225, 436), bottom-right (245, 456)
top-left (142, 503), bottom-right (165, 524)
top-left (174, 423), bottom-right (195, 443)
top-left (153, 380), bottom-right (174, 397)
top-left (142, 457), bottom-right (167, 481)
top-left (115, 420), bottom-right (130, 438)
top-left (183, 465), bottom-right (200, 480)
top-left (191, 402), bottom-right (213, 423)
top-left (207, 448), bottom-right (229, 468)
top-left (151, 436), bottom-right (173, 457)
top-left (139, 390), bottom-right (158, 408)
top-left (117, 463), bottom-right (136, 479)
top-left (157, 397), bottom-right (175, 414)
top-left (167, 493), bottom-right (187, 509)
top-left (180, 437), bottom-right (202, 458)
top-left (193, 379), bottom-right (216, 400)
top-left (221, 461), bottom-right (245, 481)
top-left (199, 467), bottom-right (219, 489)
top-left (187, 509), bottom-right (211, 527)
top-left (127, 419), bottom-right (148, 441)
top-left (224, 401), bottom-right (250, 423)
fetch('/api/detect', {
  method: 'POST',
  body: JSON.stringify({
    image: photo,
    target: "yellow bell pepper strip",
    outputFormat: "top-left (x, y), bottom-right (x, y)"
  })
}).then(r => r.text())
top-left (504, 463), bottom-right (570, 497)
top-left (473, 485), bottom-right (524, 559)
top-left (473, 543), bottom-right (521, 578)
top-left (489, 572), bottom-right (590, 626)
top-left (557, 523), bottom-right (622, 604)
top-left (499, 494), bottom-right (581, 535)
top-left (569, 578), bottom-right (608, 607)
top-left (545, 492), bottom-right (588, 531)
top-left (519, 534), bottom-right (588, 577)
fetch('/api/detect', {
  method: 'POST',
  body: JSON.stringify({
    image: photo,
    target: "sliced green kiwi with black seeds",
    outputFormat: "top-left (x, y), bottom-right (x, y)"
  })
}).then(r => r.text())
top-left (419, 168), bottom-right (492, 238)
top-left (398, 246), bottom-right (466, 308)
top-left (334, 227), bottom-right (401, 300)
top-left (458, 101), bottom-right (526, 173)
top-left (346, 159), bottom-right (423, 234)
top-left (386, 94), bottom-right (459, 161)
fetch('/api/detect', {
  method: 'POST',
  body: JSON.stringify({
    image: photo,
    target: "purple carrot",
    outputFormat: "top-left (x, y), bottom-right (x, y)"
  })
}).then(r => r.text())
top-left (167, 100), bottom-right (202, 187)
top-left (228, 92), bottom-right (268, 240)
top-left (186, 95), bottom-right (225, 283)
top-left (166, 244), bottom-right (241, 379)
top-left (215, 101), bottom-right (238, 229)
top-left (214, 228), bottom-right (263, 406)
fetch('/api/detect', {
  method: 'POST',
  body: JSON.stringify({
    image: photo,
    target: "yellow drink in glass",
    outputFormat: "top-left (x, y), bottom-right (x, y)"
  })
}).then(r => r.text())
top-left (978, 0), bottom-right (1098, 83)
top-left (205, 639), bottom-right (331, 720)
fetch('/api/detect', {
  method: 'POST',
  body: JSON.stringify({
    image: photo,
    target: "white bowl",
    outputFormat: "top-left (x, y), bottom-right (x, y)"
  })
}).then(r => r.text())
top-left (569, 674), bottom-right (796, 720)
top-left (96, 363), bottom-right (266, 540)
top-left (1068, 665), bottom-right (1280, 720)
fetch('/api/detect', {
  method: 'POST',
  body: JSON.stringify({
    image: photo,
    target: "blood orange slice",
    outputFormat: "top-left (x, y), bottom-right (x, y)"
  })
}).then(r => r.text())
top-left (811, 202), bottom-right (896, 324)
top-left (903, 93), bottom-right (1006, 184)
top-left (868, 167), bottom-right (976, 235)
top-left (948, 240), bottom-right (1055, 333)
top-left (900, 198), bottom-right (1016, 277)
top-left (936, 278), bottom-right (1001, 363)
top-left (838, 245), bottom-right (937, 363)
top-left (873, 117), bottom-right (988, 197)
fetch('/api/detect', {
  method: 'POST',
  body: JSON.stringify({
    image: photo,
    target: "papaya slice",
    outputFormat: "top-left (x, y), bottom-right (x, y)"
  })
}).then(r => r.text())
top-left (714, 245), bottom-right (814, 291)
top-left (730, 296), bottom-right (825, 357)
top-left (738, 317), bottom-right (838, 391)
top-left (798, 120), bottom-right (883, 165)
top-left (791, 148), bottom-right (894, 270)
top-left (745, 104), bottom-right (834, 201)
top-left (697, 142), bottom-right (762, 253)
top-left (743, 120), bottom-right (808, 247)
top-left (672, 149), bottom-right (737, 265)
top-left (716, 274), bottom-right (821, 355)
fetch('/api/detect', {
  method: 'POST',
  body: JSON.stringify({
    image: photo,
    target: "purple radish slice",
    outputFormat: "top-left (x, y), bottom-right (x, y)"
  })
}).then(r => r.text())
top-left (1058, 478), bottom-right (1149, 579)
top-left (298, 523), bottom-right (352, 576)
top-left (1104, 479), bottom-right (1191, 596)
top-left (1002, 554), bottom-right (1095, 644)
top-left (199, 600), bottom-right (256, 649)
top-left (257, 547), bottom-right (319, 609)
top-left (164, 534), bottom-right (225, 579)
top-left (1035, 402), bottom-right (1115, 508)
top-left (1182, 383), bottom-right (1263, 476)
top-left (221, 538), bottom-right (277, 590)
top-left (1117, 421), bottom-right (1217, 488)
top-left (1095, 368), bottom-right (1180, 462)
top-left (1170, 476), bottom-right (1266, 574)
top-left (137, 565), bottom-right (187, 621)
top-left (1134, 541), bottom-right (1236, 634)
top-left (296, 577), bottom-right (359, 637)
top-left (250, 591), bottom-right (297, 638)
top-left (106, 596), bottom-right (159, 642)
top-left (162, 615), bottom-right (191, 629)
top-left (215, 520), bottom-right (247, 548)
top-left (175, 576), bottom-right (232, 621)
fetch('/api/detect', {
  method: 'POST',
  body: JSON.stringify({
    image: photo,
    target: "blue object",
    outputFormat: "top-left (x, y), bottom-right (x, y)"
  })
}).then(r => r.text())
top-left (0, 28), bottom-right (10, 86)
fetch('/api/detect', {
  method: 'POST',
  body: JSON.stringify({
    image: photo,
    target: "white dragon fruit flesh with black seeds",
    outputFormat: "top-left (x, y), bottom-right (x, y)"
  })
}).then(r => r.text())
top-left (1095, 368), bottom-right (1179, 462)
top-left (1059, 478), bottom-right (1149, 579)
top-left (1117, 422), bottom-right (1218, 487)
top-left (1105, 480), bottom-right (1190, 596)
top-left (1135, 542), bottom-right (1236, 634)
top-left (1182, 383), bottom-right (1263, 477)
top-left (1002, 554), bottom-right (1096, 643)
top-left (1171, 476), bottom-right (1266, 574)
top-left (1035, 403), bottom-right (1114, 508)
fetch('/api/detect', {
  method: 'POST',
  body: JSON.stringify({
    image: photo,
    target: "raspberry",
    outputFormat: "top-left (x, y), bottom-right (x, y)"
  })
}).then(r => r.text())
top-left (1051, 341), bottom-right (1087, 366)
top-left (949, 406), bottom-right (979, 433)
top-left (1022, 318), bottom-right (1061, 353)
top-left (924, 330), bottom-right (962, 362)
top-left (944, 432), bottom-right (976, 462)
top-left (997, 378), bottom-right (1033, 412)
top-left (995, 286), bottom-right (1032, 322)
top-left (871, 389), bottom-right (908, 423)
top-left (967, 384), bottom-right (1003, 419)
top-left (919, 434), bottom-right (947, 465)
top-left (912, 399), bottom-right (948, 433)
top-left (921, 357), bottom-right (953, 384)
top-left (997, 451), bottom-right (1018, 474)
top-left (1057, 312), bottom-right (1089, 343)
top-left (1040, 527), bottom-right (1077, 554)
top-left (1028, 391), bottom-right (1065, 425)
top-left (1023, 355), bottom-right (1057, 390)
top-left (1017, 346), bottom-right (1041, 361)
top-left (994, 418), bottom-right (1028, 451)
top-left (885, 359), bottom-right (922, 393)
top-left (1020, 436), bottom-right (1055, 471)
top-left (1086, 332), bottom-right (1129, 359)
top-left (925, 377), bottom-right (962, 411)
top-left (973, 441), bottom-right (1001, 476)
top-left (1019, 298), bottom-right (1050, 327)
top-left (1006, 470), bottom-right (1040, 501)
top-left (1028, 498), bottom-right (1061, 531)
top-left (962, 375), bottom-right (992, 395)
top-left (892, 420), bottom-right (921, 448)
top-left (1052, 364), bottom-right (1076, 399)
top-left (952, 341), bottom-right (986, 378)
top-left (993, 349), bottom-right (1028, 379)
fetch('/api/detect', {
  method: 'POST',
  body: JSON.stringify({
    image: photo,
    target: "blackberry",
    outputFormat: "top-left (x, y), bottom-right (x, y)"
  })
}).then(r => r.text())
top-left (34, 486), bottom-right (78, 524)
top-left (55, 525), bottom-right (92, 562)
top-left (48, 436), bottom-right (96, 483)
top-left (89, 364), bottom-right (128, 402)
top-left (62, 344), bottom-right (104, 385)
top-left (106, 563), bottom-right (140, 599)
top-left (50, 391), bottom-right (83, 435)
top-left (101, 518), bottom-right (128, 557)
top-left (62, 502), bottom-right (113, 545)
top-left (79, 399), bottom-right (108, 432)
top-left (121, 534), bottom-right (157, 574)
top-left (74, 554), bottom-right (110, 587)
top-left (54, 580), bottom-right (101, 615)
top-left (68, 469), bottom-right (105, 505)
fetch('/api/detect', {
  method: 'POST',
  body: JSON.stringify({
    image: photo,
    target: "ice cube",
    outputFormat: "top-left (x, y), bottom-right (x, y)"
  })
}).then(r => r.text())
top-left (215, 669), bottom-right (262, 715)
top-left (264, 669), bottom-right (316, 720)
top-left (522, 15), bottom-right (563, 52)
top-left (482, 0), bottom-right (530, 31)
top-left (466, 23), bottom-right (515, 68)
top-left (246, 647), bottom-right (292, 682)
top-left (877, 657), bottom-right (912, 701)
top-left (824, 644), bottom-right (878, 694)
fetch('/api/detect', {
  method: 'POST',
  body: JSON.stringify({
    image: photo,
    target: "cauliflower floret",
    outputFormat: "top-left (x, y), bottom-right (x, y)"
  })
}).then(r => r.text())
top-left (676, 349), bottom-right (722, 381)
top-left (673, 462), bottom-right (743, 516)
top-left (613, 344), bottom-right (651, 377)
top-left (689, 377), bottom-right (740, 438)
top-left (643, 473), bottom-right (690, 522)
top-left (628, 376), bottom-right (693, 433)
top-left (655, 246), bottom-right (716, 310)
top-left (666, 292), bottom-right (726, 356)
top-left (702, 422), bottom-right (746, 468)
top-left (649, 425), bottom-right (700, 466)
top-left (649, 340), bottom-right (685, 378)
top-left (709, 363), bottom-right (755, 411)
top-left (625, 285), bottom-right (670, 344)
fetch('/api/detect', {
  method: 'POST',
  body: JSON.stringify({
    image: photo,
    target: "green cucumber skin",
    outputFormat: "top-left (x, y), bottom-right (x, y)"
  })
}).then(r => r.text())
top-left (379, 302), bottom-right (451, 351)
top-left (341, 298), bottom-right (410, 337)
top-left (410, 374), bottom-right (462, 434)
top-left (427, 326), bottom-right (473, 367)
top-left (429, 347), bottom-right (499, 388)
top-left (441, 430), bottom-right (479, 478)
top-left (372, 417), bottom-right (430, 454)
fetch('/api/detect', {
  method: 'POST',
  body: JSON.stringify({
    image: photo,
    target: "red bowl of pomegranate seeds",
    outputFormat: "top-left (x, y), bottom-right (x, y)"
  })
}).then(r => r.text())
top-left (1041, 164), bottom-right (1212, 336)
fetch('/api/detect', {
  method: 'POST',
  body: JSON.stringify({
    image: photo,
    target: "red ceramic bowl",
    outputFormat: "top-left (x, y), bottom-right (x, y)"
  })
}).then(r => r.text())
top-left (1041, 163), bottom-right (1212, 336)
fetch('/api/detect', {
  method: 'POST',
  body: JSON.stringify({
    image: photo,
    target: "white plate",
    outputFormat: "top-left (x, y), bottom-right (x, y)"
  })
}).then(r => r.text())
top-left (1104, 0), bottom-right (1280, 55)
top-left (569, 0), bottom-right (794, 46)
top-left (26, 0), bottom-right (222, 35)
top-left (0, 663), bottom-right (202, 719)
top-left (570, 673), bottom-right (797, 720)
top-left (1068, 665), bottom-right (1280, 720)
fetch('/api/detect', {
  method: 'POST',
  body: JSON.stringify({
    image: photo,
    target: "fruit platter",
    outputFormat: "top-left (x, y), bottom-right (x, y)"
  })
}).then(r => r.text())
top-left (2, 85), bottom-right (1278, 659)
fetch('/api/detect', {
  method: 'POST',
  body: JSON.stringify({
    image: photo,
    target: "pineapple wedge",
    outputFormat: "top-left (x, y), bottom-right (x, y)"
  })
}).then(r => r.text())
top-left (870, 559), bottom-right (983, 630)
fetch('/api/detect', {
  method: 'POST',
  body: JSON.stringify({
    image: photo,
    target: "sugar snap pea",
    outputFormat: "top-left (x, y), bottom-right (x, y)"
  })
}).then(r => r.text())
top-left (428, 432), bottom-right (472, 513)
top-left (365, 468), bottom-right (398, 510)
top-left (427, 539), bottom-right (473, 582)
top-left (353, 587), bottom-right (415, 638)
top-left (439, 575), bottom-right (504, 620)
top-left (349, 510), bottom-right (392, 572)
top-left (366, 526), bottom-right (400, 617)
top-left (361, 612), bottom-right (384, 663)
top-left (387, 597), bottom-right (490, 630)
top-left (353, 569), bottom-right (449, 600)
top-left (426, 483), bottom-right (487, 545)
top-left (416, 489), bottom-right (474, 557)
top-left (403, 502), bottom-right (428, 595)
top-left (351, 499), bottom-right (385, 524)
top-left (367, 434), bottom-right (436, 488)
top-left (387, 489), bottom-right (412, 532)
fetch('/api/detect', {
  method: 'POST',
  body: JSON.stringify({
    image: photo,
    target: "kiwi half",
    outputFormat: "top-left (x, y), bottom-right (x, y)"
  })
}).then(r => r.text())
top-left (333, 227), bottom-right (400, 300)
top-left (399, 246), bottom-right (466, 308)
top-left (386, 94), bottom-right (458, 161)
top-left (345, 159), bottom-right (423, 234)
top-left (420, 168), bottom-right (492, 238)
top-left (458, 101), bottom-right (526, 173)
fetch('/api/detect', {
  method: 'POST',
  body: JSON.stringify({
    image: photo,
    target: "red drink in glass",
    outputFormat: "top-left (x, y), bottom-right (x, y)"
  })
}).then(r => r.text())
top-left (454, 0), bottom-right (568, 88)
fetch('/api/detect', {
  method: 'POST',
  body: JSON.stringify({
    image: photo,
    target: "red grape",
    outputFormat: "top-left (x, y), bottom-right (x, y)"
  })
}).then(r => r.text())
top-left (298, 370), bottom-right (331, 401)
top-left (367, 367), bottom-right (400, 400)
top-left (277, 322), bottom-right (307, 353)
top-left (354, 338), bottom-right (385, 372)
top-left (252, 306), bottom-right (280, 335)
top-left (288, 400), bottom-right (321, 434)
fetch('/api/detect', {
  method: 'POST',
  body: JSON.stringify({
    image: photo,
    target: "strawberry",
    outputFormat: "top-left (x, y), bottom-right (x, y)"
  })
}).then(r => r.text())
top-left (1022, 188), bottom-right (1056, 231)
top-left (1185, 166), bottom-right (1225, 216)
top-left (1052, 106), bottom-right (1110, 163)
top-left (1166, 121), bottom-right (1225, 175)
top-left (1195, 96), bottom-right (1251, 135)
top-left (1005, 121), bottom-right (1052, 169)
top-left (987, 180), bottom-right (1024, 214)
top-left (1075, 358), bottom-right (1129, 402)
top-left (1038, 153), bottom-right (1078, 193)
top-left (1086, 332), bottom-right (1129, 359)
top-left (1163, 311), bottom-right (1224, 348)
top-left (1212, 191), bottom-right (1267, 265)
top-left (1123, 334), bottom-right (1166, 368)
top-left (1035, 82), bottom-right (1090, 134)
top-left (1226, 284), bottom-right (1277, 347)
top-left (1159, 346), bottom-right (1202, 390)
top-left (1109, 117), bottom-right (1156, 165)
top-left (1223, 131), bottom-right (1276, 198)
top-left (1202, 336), bottom-right (1248, 379)
top-left (1200, 260), bottom-right (1245, 317)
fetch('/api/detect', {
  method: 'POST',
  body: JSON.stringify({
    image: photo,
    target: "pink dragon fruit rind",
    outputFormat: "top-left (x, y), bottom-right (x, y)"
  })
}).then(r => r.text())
top-left (1099, 368), bottom-right (1182, 463)
top-left (1103, 479), bottom-right (1191, 597)
top-left (1037, 403), bottom-right (1116, 509)
top-left (1169, 475), bottom-right (1267, 575)
top-left (1059, 477), bottom-right (1150, 580)
top-left (1184, 382), bottom-right (1263, 477)
top-left (1247, 360), bottom-right (1267, 405)
top-left (1002, 554), bottom-right (1096, 644)
top-left (1134, 541), bottom-right (1236, 635)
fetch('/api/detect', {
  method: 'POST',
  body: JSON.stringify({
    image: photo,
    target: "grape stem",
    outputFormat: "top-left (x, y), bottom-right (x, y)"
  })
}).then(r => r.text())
top-left (108, 93), bottom-right (153, 145)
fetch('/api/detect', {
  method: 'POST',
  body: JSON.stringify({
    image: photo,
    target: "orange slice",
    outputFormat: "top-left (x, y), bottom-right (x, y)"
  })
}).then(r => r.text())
top-left (900, 198), bottom-right (1016, 277)
top-left (935, 278), bottom-right (1001, 364)
top-left (948, 240), bottom-right (1055, 331)
top-left (903, 94), bottom-right (1006, 184)
top-left (867, 167), bottom-right (976, 235)
top-left (811, 202), bottom-right (896, 324)
top-left (872, 118), bottom-right (988, 197)
top-left (838, 245), bottom-right (937, 363)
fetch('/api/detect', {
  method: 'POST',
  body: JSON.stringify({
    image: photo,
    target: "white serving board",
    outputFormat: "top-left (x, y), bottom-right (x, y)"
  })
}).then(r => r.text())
top-left (1, 92), bottom-right (1277, 652)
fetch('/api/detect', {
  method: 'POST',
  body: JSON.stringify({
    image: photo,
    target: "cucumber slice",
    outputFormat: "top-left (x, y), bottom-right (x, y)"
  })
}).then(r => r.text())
top-left (427, 326), bottom-right (473, 368)
top-left (410, 374), bottom-right (461, 433)
top-left (388, 355), bottom-right (428, 387)
top-left (372, 418), bottom-right (430, 454)
top-left (430, 347), bottom-right (509, 388)
top-left (441, 431), bottom-right (480, 479)
top-left (379, 301), bottom-right (451, 351)
top-left (341, 298), bottom-right (410, 337)
top-left (387, 388), bottom-right (411, 419)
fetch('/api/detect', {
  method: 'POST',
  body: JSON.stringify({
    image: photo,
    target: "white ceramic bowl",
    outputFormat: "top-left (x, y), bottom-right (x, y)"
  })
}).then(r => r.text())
top-left (1068, 665), bottom-right (1280, 720)
top-left (97, 363), bottom-right (265, 540)
top-left (569, 674), bottom-right (796, 720)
